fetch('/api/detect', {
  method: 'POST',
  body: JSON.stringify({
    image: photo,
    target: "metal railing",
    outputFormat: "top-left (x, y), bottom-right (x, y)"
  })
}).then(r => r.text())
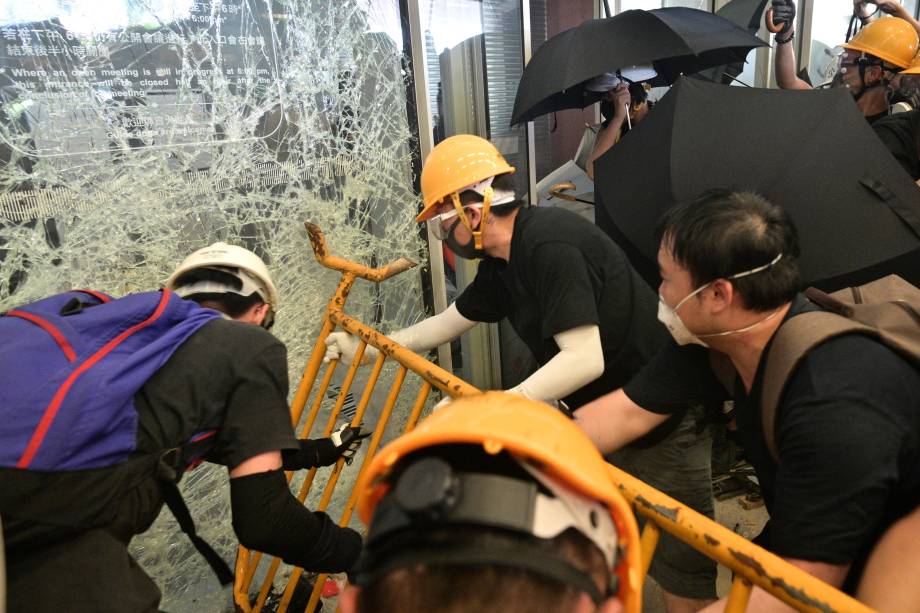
top-left (232, 224), bottom-right (875, 613)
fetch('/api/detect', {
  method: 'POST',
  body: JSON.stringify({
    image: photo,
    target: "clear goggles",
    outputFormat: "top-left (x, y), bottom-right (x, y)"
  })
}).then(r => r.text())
top-left (429, 204), bottom-right (481, 240)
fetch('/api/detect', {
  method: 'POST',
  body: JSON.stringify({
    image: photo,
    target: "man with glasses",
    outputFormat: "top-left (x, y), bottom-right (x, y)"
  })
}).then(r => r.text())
top-left (325, 134), bottom-right (720, 613)
top-left (771, 0), bottom-right (919, 123)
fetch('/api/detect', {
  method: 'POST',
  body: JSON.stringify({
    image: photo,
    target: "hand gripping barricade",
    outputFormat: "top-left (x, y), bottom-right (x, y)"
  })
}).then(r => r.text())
top-left (232, 224), bottom-right (877, 613)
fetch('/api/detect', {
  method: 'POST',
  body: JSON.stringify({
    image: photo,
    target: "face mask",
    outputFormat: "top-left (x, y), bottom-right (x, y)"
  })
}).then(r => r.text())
top-left (657, 254), bottom-right (784, 347)
top-left (443, 217), bottom-right (486, 259)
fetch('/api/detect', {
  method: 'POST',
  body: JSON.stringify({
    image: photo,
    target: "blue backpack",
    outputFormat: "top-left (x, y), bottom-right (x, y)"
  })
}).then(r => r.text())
top-left (0, 289), bottom-right (234, 582)
top-left (1, 289), bottom-right (219, 471)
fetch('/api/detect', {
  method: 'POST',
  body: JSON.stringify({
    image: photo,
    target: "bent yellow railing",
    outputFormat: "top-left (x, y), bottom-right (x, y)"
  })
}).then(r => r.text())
top-left (232, 224), bottom-right (874, 613)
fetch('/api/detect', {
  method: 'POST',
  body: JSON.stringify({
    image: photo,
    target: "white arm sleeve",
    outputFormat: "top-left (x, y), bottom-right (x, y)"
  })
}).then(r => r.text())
top-left (508, 324), bottom-right (604, 403)
top-left (322, 303), bottom-right (476, 365)
top-left (389, 302), bottom-right (477, 353)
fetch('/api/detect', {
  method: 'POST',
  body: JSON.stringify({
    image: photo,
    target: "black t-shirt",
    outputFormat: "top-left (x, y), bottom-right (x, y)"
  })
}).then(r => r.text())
top-left (134, 317), bottom-right (299, 468)
top-left (455, 206), bottom-right (666, 409)
top-left (873, 109), bottom-right (920, 180)
top-left (623, 295), bottom-right (920, 589)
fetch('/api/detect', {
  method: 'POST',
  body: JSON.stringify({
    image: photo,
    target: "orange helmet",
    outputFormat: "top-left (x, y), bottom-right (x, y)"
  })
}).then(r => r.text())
top-left (902, 53), bottom-right (920, 75)
top-left (354, 392), bottom-right (642, 613)
top-left (844, 17), bottom-right (919, 69)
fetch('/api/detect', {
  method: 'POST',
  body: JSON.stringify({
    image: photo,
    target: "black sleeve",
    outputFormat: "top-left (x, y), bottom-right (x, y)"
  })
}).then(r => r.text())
top-left (230, 469), bottom-right (362, 573)
top-left (873, 112), bottom-right (920, 180)
top-left (210, 343), bottom-right (299, 468)
top-left (281, 438), bottom-right (337, 470)
top-left (623, 341), bottom-right (727, 415)
top-left (454, 259), bottom-right (509, 323)
top-left (529, 242), bottom-right (600, 339)
top-left (767, 338), bottom-right (920, 564)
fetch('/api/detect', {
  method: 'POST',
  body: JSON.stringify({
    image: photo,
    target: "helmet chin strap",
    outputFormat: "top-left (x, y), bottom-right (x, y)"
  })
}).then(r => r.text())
top-left (450, 185), bottom-right (494, 250)
top-left (853, 59), bottom-right (893, 104)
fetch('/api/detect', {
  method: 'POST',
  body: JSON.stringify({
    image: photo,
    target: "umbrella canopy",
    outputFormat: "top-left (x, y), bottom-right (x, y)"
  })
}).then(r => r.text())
top-left (511, 7), bottom-right (767, 125)
top-left (594, 77), bottom-right (920, 291)
top-left (690, 0), bottom-right (769, 84)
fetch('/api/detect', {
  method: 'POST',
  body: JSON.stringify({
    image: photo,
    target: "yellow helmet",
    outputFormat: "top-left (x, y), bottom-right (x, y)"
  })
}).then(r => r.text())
top-left (844, 17), bottom-right (919, 69)
top-left (417, 134), bottom-right (515, 223)
top-left (902, 53), bottom-right (920, 75)
top-left (355, 392), bottom-right (642, 613)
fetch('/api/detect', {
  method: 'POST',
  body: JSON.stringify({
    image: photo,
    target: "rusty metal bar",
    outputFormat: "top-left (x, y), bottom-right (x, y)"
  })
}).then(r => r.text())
top-left (608, 464), bottom-right (874, 613)
top-left (273, 352), bottom-right (389, 613)
top-left (639, 521), bottom-right (661, 583)
top-left (404, 382), bottom-right (431, 433)
top-left (305, 222), bottom-right (416, 283)
top-left (338, 366), bottom-right (408, 531)
top-left (726, 576), bottom-right (754, 613)
top-left (325, 381), bottom-right (431, 610)
top-left (304, 365), bottom-right (410, 612)
top-left (287, 271), bottom-right (354, 426)
top-left (297, 363), bottom-right (338, 441)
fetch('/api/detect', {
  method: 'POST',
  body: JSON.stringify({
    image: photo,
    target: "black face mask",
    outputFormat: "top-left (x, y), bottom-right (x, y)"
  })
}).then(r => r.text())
top-left (443, 217), bottom-right (485, 259)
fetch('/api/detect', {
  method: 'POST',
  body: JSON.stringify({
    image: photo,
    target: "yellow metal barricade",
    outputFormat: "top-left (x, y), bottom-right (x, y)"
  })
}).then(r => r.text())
top-left (232, 224), bottom-right (875, 613)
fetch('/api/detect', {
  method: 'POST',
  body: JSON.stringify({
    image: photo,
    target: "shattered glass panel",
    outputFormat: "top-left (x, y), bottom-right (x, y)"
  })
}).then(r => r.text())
top-left (1, 0), bottom-right (427, 609)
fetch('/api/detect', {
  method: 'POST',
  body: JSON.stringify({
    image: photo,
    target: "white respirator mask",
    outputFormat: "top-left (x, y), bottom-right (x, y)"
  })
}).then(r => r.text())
top-left (657, 253), bottom-right (784, 347)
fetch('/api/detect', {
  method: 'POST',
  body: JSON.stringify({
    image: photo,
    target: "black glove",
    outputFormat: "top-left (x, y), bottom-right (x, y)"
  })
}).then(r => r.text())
top-left (771, 0), bottom-right (796, 36)
top-left (328, 422), bottom-right (371, 465)
top-left (282, 423), bottom-right (371, 470)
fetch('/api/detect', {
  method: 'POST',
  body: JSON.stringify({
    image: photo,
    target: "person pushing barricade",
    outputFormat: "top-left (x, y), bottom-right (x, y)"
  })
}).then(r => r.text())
top-left (324, 134), bottom-right (721, 611)
top-left (337, 392), bottom-right (642, 613)
top-left (575, 189), bottom-right (920, 609)
top-left (0, 242), bottom-right (368, 612)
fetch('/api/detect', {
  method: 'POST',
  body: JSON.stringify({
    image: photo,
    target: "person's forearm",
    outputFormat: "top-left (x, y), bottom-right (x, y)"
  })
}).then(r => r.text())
top-left (509, 325), bottom-right (603, 402)
top-left (700, 557), bottom-right (849, 613)
top-left (774, 38), bottom-right (810, 90)
top-left (389, 302), bottom-right (476, 353)
top-left (230, 470), bottom-right (362, 573)
top-left (699, 586), bottom-right (797, 613)
top-left (574, 389), bottom-right (668, 455)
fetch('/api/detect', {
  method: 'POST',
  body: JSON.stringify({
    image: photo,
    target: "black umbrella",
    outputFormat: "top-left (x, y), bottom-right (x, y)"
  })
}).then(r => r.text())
top-left (594, 77), bottom-right (920, 291)
top-left (690, 0), bottom-right (769, 85)
top-left (511, 7), bottom-right (767, 125)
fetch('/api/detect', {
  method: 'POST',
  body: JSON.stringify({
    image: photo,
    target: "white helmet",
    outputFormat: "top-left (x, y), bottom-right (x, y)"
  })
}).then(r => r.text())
top-left (165, 242), bottom-right (279, 308)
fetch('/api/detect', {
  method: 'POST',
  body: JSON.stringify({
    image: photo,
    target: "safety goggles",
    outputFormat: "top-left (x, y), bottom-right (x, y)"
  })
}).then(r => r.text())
top-left (834, 49), bottom-right (882, 75)
top-left (429, 204), bottom-right (481, 241)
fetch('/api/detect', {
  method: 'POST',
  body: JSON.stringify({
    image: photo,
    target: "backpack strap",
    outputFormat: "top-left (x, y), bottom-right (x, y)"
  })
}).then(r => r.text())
top-left (760, 311), bottom-right (872, 462)
top-left (159, 480), bottom-right (234, 585)
top-left (155, 430), bottom-right (231, 586)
